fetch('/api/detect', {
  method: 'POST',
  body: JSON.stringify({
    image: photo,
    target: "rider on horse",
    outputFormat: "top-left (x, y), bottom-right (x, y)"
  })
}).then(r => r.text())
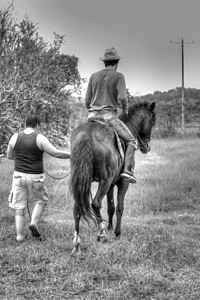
top-left (85, 47), bottom-right (137, 184)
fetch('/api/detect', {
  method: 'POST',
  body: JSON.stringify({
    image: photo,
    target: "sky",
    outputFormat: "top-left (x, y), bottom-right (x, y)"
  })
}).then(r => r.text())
top-left (1, 0), bottom-right (200, 96)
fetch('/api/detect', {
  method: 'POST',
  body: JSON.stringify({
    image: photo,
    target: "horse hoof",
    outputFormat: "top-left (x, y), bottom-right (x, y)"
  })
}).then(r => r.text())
top-left (71, 247), bottom-right (81, 256)
top-left (71, 242), bottom-right (81, 256)
top-left (97, 233), bottom-right (108, 243)
top-left (97, 223), bottom-right (108, 242)
top-left (102, 236), bottom-right (108, 243)
top-left (107, 224), bottom-right (113, 231)
top-left (115, 232), bottom-right (121, 239)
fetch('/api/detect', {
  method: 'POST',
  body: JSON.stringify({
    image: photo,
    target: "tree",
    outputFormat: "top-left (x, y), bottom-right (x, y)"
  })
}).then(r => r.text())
top-left (0, 3), bottom-right (85, 152)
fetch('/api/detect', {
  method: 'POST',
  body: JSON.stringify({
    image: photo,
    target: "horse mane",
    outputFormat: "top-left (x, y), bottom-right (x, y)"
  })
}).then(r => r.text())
top-left (122, 98), bottom-right (156, 126)
top-left (128, 98), bottom-right (151, 113)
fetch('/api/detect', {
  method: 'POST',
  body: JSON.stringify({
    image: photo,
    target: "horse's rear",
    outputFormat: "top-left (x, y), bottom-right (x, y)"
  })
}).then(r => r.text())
top-left (70, 121), bottom-right (122, 254)
top-left (70, 121), bottom-right (121, 182)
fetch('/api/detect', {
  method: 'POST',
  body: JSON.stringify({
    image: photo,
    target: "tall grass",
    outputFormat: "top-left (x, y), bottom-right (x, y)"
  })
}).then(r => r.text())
top-left (1, 138), bottom-right (200, 299)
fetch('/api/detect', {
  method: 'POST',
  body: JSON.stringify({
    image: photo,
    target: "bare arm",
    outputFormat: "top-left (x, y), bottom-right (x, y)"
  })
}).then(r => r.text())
top-left (85, 76), bottom-right (93, 109)
top-left (117, 73), bottom-right (128, 115)
top-left (7, 142), bottom-right (14, 160)
top-left (7, 134), bottom-right (18, 160)
top-left (120, 98), bottom-right (129, 115)
top-left (37, 134), bottom-right (70, 159)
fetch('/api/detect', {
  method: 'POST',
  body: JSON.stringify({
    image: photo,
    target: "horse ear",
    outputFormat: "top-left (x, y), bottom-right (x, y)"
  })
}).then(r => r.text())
top-left (149, 102), bottom-right (155, 112)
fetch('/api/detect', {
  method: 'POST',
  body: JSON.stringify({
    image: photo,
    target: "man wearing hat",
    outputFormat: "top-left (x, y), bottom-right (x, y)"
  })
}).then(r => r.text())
top-left (85, 47), bottom-right (137, 183)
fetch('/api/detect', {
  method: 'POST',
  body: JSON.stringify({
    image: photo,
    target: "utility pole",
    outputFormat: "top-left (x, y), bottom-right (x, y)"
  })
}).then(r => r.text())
top-left (170, 37), bottom-right (194, 131)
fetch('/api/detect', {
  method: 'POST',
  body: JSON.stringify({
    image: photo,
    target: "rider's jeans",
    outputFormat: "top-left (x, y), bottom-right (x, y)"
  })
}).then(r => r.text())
top-left (88, 110), bottom-right (137, 149)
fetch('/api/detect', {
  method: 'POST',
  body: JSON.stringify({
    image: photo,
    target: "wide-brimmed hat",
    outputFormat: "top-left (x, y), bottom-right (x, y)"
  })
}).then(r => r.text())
top-left (100, 47), bottom-right (121, 61)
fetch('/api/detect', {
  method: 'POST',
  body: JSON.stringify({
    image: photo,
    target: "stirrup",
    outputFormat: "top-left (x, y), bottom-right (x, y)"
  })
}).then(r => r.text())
top-left (120, 172), bottom-right (137, 183)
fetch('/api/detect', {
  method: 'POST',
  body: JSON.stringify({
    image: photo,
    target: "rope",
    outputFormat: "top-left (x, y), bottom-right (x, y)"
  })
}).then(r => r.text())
top-left (26, 170), bottom-right (70, 223)
top-left (26, 169), bottom-right (71, 221)
top-left (44, 169), bottom-right (71, 180)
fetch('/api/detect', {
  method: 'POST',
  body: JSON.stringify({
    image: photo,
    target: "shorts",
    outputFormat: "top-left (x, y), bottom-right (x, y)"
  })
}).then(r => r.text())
top-left (8, 171), bottom-right (49, 210)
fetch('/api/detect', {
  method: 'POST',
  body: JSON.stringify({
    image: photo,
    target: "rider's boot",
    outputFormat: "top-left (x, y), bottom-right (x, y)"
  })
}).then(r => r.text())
top-left (120, 144), bottom-right (137, 183)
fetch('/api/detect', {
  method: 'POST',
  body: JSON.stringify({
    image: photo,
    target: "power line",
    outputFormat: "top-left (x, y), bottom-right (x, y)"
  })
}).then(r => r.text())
top-left (170, 37), bottom-right (194, 131)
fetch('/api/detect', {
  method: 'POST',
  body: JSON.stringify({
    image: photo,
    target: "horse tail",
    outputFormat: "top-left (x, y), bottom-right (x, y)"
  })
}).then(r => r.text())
top-left (70, 138), bottom-right (96, 224)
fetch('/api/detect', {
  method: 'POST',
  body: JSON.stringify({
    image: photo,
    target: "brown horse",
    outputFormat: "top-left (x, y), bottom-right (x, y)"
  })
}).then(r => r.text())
top-left (70, 99), bottom-right (156, 255)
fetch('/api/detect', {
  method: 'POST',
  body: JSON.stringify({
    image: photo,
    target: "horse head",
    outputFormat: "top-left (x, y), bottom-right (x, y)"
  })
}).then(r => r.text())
top-left (122, 100), bottom-right (156, 154)
top-left (137, 101), bottom-right (156, 153)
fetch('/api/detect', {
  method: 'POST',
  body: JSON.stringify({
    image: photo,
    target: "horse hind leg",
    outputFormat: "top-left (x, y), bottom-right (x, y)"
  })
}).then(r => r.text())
top-left (71, 204), bottom-right (81, 256)
top-left (91, 179), bottom-right (112, 242)
top-left (107, 185), bottom-right (115, 231)
top-left (115, 180), bottom-right (129, 238)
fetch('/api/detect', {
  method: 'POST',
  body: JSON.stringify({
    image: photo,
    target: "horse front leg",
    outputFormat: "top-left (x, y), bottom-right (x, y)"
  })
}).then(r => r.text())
top-left (115, 180), bottom-right (129, 238)
top-left (71, 204), bottom-right (81, 256)
top-left (107, 185), bottom-right (115, 231)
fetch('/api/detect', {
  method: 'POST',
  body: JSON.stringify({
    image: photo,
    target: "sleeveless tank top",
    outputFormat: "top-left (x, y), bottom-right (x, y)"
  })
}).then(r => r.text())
top-left (14, 132), bottom-right (44, 174)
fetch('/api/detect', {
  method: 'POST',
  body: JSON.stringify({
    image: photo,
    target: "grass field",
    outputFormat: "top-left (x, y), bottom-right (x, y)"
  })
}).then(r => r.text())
top-left (1, 137), bottom-right (200, 299)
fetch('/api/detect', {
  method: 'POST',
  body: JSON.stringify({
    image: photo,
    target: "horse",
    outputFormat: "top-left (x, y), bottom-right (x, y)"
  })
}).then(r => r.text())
top-left (70, 99), bottom-right (156, 255)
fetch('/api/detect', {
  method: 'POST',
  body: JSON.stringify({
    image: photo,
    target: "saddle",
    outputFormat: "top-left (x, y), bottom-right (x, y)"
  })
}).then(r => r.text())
top-left (88, 117), bottom-right (125, 161)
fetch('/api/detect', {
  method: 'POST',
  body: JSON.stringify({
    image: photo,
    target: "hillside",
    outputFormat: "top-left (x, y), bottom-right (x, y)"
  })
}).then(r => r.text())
top-left (130, 87), bottom-right (200, 137)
